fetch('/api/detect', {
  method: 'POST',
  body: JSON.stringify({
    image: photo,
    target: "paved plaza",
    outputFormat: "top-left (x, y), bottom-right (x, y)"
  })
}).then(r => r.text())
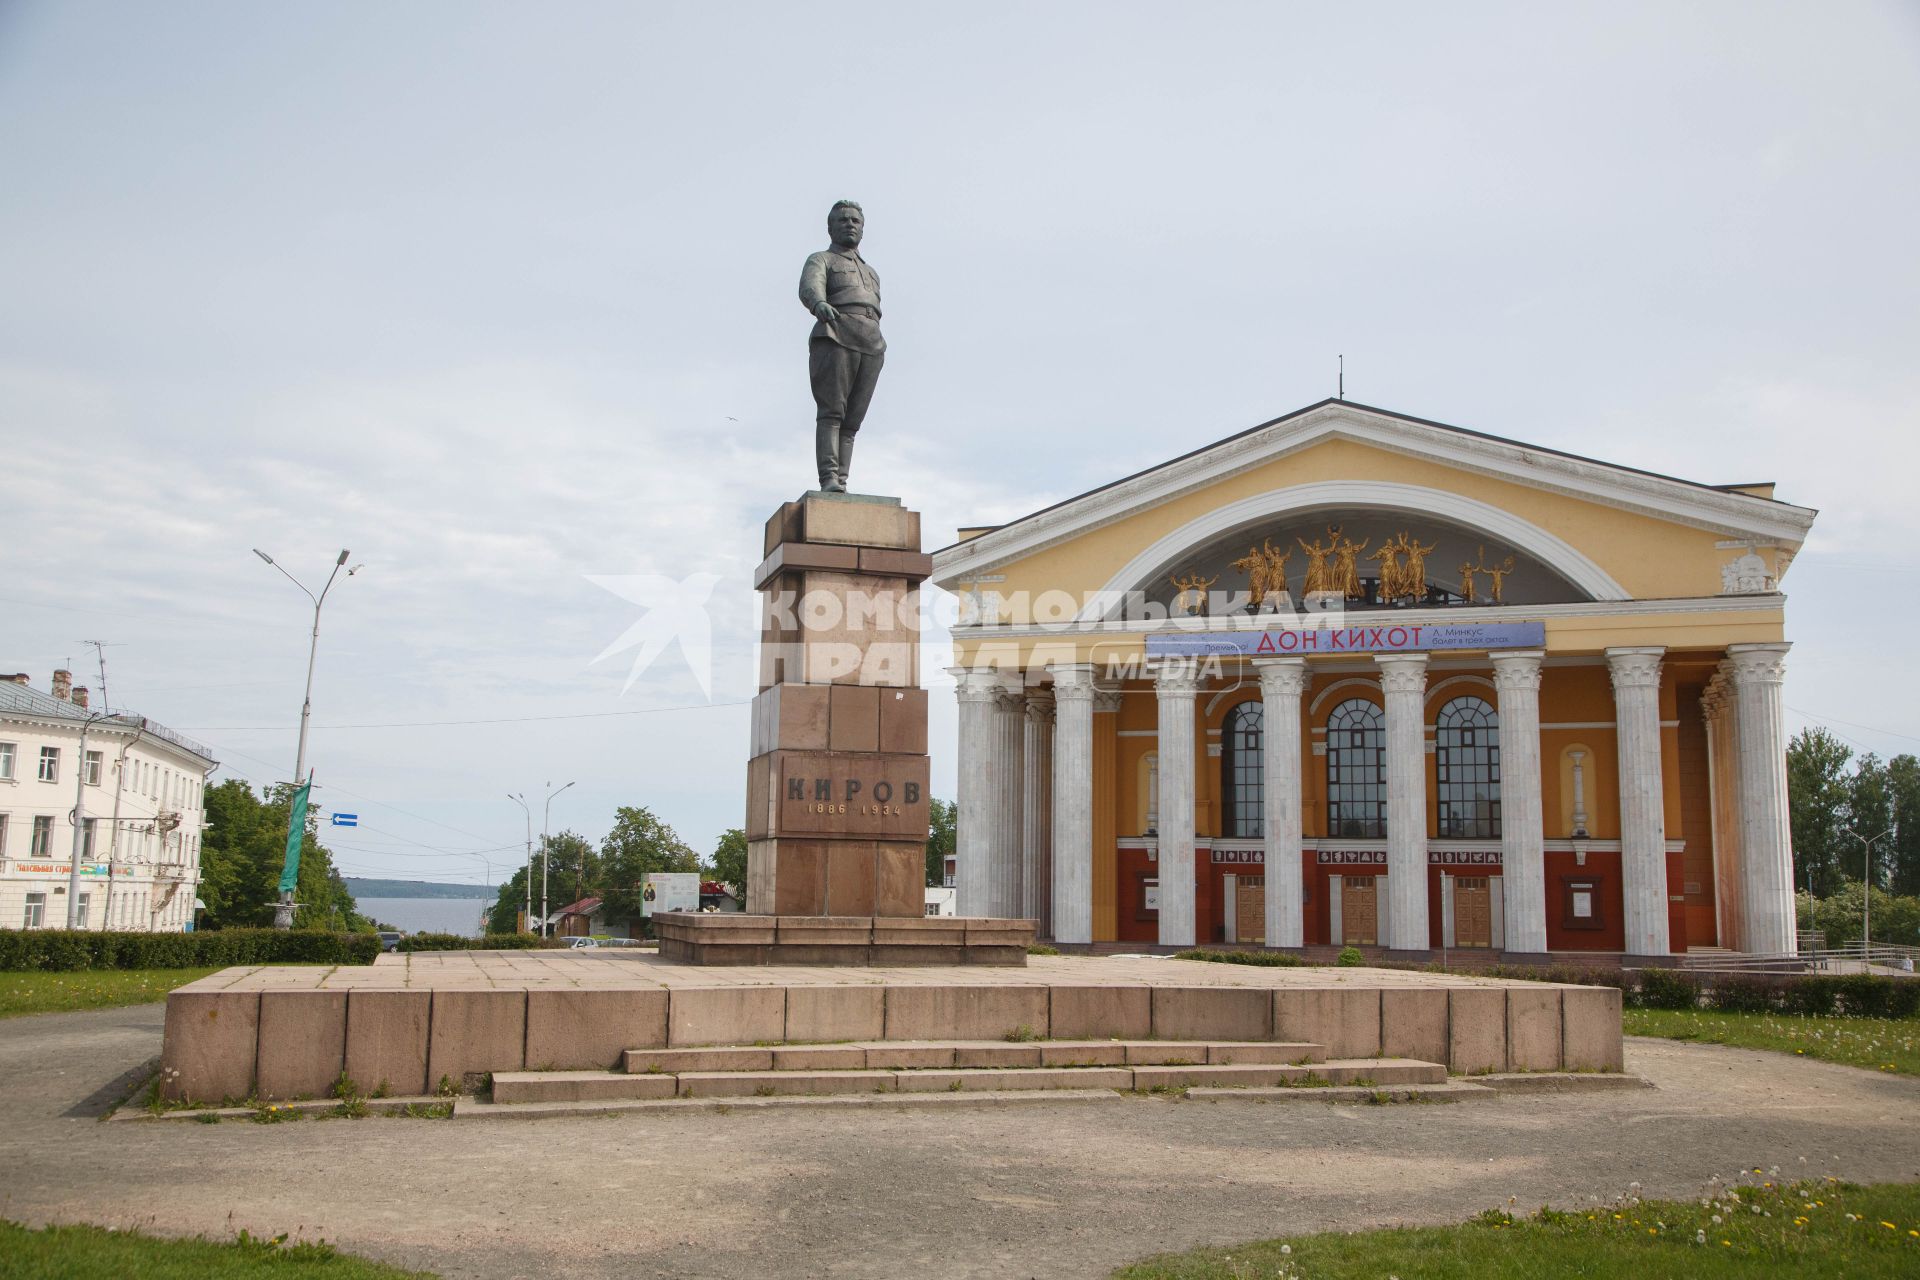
top-left (6, 1002), bottom-right (1918, 1280)
top-left (180, 951), bottom-right (1544, 992)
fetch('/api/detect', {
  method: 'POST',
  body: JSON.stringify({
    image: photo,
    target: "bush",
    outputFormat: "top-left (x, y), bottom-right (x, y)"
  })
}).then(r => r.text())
top-left (1336, 945), bottom-right (1365, 967)
top-left (1173, 948), bottom-right (1306, 968)
top-left (0, 928), bottom-right (379, 972)
top-left (1632, 967), bottom-right (1699, 1010)
top-left (396, 932), bottom-right (557, 953)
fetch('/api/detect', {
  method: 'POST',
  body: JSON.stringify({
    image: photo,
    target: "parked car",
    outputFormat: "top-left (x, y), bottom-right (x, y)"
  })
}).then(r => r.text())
top-left (565, 936), bottom-right (599, 949)
top-left (376, 931), bottom-right (403, 953)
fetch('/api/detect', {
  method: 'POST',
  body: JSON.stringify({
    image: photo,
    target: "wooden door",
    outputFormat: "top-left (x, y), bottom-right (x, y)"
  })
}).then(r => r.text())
top-left (1343, 876), bottom-right (1378, 945)
top-left (1236, 876), bottom-right (1265, 945)
top-left (1455, 876), bottom-right (1491, 948)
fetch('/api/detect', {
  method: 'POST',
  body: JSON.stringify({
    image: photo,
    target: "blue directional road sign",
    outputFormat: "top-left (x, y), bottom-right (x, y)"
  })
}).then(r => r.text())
top-left (329, 813), bottom-right (359, 827)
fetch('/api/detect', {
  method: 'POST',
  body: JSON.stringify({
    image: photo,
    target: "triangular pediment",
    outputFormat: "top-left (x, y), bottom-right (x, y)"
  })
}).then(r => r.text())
top-left (930, 401), bottom-right (1815, 608)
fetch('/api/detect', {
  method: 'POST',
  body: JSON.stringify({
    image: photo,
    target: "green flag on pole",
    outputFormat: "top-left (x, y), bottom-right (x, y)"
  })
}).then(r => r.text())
top-left (279, 774), bottom-right (311, 895)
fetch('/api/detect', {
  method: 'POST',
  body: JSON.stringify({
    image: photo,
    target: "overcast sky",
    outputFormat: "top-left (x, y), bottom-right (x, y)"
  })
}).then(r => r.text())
top-left (4, 2), bottom-right (1916, 891)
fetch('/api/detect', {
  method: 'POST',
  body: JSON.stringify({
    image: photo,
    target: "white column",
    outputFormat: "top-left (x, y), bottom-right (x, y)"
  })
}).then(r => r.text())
top-left (951, 667), bottom-right (1002, 919)
top-left (1049, 664), bottom-right (1096, 944)
top-left (1154, 659), bottom-right (1201, 947)
top-left (1608, 646), bottom-right (1669, 956)
top-left (1255, 657), bottom-right (1307, 948)
top-left (1376, 653), bottom-right (1430, 950)
top-left (1729, 642), bottom-right (1794, 955)
top-left (992, 679), bottom-right (1027, 919)
top-left (1492, 649), bottom-right (1547, 954)
top-left (1022, 691), bottom-right (1054, 934)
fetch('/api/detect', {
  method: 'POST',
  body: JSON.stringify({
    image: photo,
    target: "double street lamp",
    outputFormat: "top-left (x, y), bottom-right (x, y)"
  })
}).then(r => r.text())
top-left (254, 547), bottom-right (356, 929)
top-left (1844, 825), bottom-right (1894, 959)
top-left (543, 781), bottom-right (575, 936)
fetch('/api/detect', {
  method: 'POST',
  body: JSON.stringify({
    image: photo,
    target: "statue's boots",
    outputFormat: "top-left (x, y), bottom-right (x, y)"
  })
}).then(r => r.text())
top-left (815, 420), bottom-right (844, 492)
top-left (835, 429), bottom-right (856, 491)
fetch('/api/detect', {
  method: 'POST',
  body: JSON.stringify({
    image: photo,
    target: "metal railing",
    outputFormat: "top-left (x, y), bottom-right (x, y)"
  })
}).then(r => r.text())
top-left (1677, 941), bottom-right (1919, 975)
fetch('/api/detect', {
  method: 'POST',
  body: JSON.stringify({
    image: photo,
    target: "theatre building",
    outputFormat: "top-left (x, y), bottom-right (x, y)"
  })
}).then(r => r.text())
top-left (931, 400), bottom-right (1815, 958)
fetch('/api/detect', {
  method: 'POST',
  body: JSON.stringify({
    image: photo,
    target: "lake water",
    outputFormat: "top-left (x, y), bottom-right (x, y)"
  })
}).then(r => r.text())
top-left (356, 897), bottom-right (494, 937)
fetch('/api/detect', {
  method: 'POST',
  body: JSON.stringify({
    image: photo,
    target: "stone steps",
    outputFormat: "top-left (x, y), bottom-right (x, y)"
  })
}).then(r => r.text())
top-left (491, 1052), bottom-right (1444, 1105)
top-left (620, 1039), bottom-right (1325, 1075)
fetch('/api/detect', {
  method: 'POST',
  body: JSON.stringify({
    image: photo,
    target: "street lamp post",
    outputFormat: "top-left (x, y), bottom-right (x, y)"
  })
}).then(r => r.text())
top-left (508, 793), bottom-right (532, 933)
top-left (1844, 825), bottom-right (1894, 960)
top-left (542, 781), bottom-right (575, 936)
top-left (254, 547), bottom-right (355, 929)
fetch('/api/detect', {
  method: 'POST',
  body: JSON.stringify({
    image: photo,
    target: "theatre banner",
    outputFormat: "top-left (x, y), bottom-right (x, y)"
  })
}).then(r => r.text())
top-left (1148, 620), bottom-right (1545, 657)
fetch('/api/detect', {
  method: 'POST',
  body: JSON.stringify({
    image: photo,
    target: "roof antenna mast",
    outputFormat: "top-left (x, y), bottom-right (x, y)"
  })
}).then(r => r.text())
top-left (1338, 354), bottom-right (1344, 401)
top-left (81, 639), bottom-right (121, 713)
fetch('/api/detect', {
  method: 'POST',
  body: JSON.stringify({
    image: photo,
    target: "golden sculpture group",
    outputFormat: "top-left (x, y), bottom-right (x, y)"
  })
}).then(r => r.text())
top-left (1174, 526), bottom-right (1522, 613)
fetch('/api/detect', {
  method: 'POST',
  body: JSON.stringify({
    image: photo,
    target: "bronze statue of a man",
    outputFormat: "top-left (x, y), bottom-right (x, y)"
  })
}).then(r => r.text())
top-left (798, 200), bottom-right (884, 493)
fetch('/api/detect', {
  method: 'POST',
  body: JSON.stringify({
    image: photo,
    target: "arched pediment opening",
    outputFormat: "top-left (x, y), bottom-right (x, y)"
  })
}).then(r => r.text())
top-left (1085, 481), bottom-right (1628, 622)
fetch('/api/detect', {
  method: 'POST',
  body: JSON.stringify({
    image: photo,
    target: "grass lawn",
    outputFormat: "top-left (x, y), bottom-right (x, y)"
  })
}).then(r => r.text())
top-left (0, 1221), bottom-right (432, 1278)
top-left (1116, 1178), bottom-right (1920, 1279)
top-left (1624, 1007), bottom-right (1920, 1076)
top-left (0, 967), bottom-right (223, 1019)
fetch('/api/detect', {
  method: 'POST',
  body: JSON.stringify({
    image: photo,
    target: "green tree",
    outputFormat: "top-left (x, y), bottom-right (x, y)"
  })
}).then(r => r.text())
top-left (1847, 754), bottom-right (1894, 889)
top-left (1887, 755), bottom-right (1920, 897)
top-left (486, 831), bottom-right (595, 934)
top-left (707, 827), bottom-right (748, 890)
top-left (1787, 727), bottom-right (1853, 896)
top-left (597, 806), bottom-right (698, 922)
top-left (925, 796), bottom-right (955, 888)
top-left (199, 779), bottom-right (364, 930)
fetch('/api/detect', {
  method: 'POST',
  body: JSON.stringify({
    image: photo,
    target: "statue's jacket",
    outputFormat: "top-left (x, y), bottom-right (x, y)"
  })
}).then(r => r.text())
top-left (799, 248), bottom-right (885, 355)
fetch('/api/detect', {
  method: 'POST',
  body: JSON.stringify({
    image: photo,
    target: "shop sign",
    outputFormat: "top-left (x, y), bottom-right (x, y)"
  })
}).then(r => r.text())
top-left (1429, 850), bottom-right (1501, 866)
top-left (1315, 850), bottom-right (1386, 866)
top-left (1210, 848), bottom-right (1265, 865)
top-left (1149, 621), bottom-right (1546, 657)
top-left (8, 862), bottom-right (109, 877)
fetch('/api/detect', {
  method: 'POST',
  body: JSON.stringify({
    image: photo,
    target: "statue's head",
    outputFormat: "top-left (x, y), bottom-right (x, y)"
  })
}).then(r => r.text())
top-left (828, 200), bottom-right (865, 248)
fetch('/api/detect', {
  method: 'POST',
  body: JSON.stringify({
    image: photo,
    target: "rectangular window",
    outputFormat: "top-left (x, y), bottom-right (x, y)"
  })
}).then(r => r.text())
top-left (81, 816), bottom-right (98, 859)
top-left (23, 892), bottom-right (46, 928)
top-left (38, 747), bottom-right (59, 783)
top-left (0, 812), bottom-right (8, 854)
top-left (84, 750), bottom-right (103, 786)
top-left (0, 741), bottom-right (14, 780)
top-left (31, 815), bottom-right (53, 856)
top-left (74, 891), bottom-right (90, 929)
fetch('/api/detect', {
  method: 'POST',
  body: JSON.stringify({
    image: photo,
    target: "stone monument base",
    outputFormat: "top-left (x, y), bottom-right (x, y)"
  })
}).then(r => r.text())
top-left (653, 912), bottom-right (1033, 966)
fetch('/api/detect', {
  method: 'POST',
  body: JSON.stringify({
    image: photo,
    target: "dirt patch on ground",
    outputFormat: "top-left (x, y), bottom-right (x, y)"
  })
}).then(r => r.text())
top-left (5, 1010), bottom-right (1918, 1279)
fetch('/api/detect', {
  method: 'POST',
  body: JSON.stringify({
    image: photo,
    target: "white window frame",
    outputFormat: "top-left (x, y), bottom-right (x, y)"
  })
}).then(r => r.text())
top-left (0, 812), bottom-right (8, 855)
top-left (38, 746), bottom-right (59, 783)
top-left (23, 892), bottom-right (46, 929)
top-left (31, 814), bottom-right (53, 856)
top-left (0, 741), bottom-right (15, 780)
top-left (84, 750), bottom-right (103, 786)
top-left (74, 891), bottom-right (90, 929)
top-left (81, 816), bottom-right (98, 859)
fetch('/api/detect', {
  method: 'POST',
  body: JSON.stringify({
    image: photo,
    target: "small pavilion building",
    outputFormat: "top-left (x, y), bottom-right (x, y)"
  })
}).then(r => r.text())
top-left (930, 400), bottom-right (1815, 958)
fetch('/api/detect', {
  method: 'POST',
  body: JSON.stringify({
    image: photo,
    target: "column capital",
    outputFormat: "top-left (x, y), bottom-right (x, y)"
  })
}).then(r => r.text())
top-left (950, 667), bottom-right (1004, 702)
top-left (1047, 662), bottom-right (1098, 695)
top-left (1374, 651), bottom-right (1428, 695)
top-left (1491, 648), bottom-right (1545, 692)
top-left (1605, 645), bottom-right (1665, 690)
top-left (1092, 687), bottom-right (1124, 714)
top-left (1255, 656), bottom-right (1309, 697)
top-left (1727, 642), bottom-right (1790, 684)
top-left (1024, 690), bottom-right (1056, 722)
top-left (1153, 659), bottom-right (1203, 696)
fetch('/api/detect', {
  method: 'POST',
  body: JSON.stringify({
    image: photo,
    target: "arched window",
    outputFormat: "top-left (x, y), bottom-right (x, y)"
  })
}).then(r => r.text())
top-left (1221, 701), bottom-right (1264, 837)
top-left (1326, 699), bottom-right (1386, 838)
top-left (1436, 696), bottom-right (1500, 838)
